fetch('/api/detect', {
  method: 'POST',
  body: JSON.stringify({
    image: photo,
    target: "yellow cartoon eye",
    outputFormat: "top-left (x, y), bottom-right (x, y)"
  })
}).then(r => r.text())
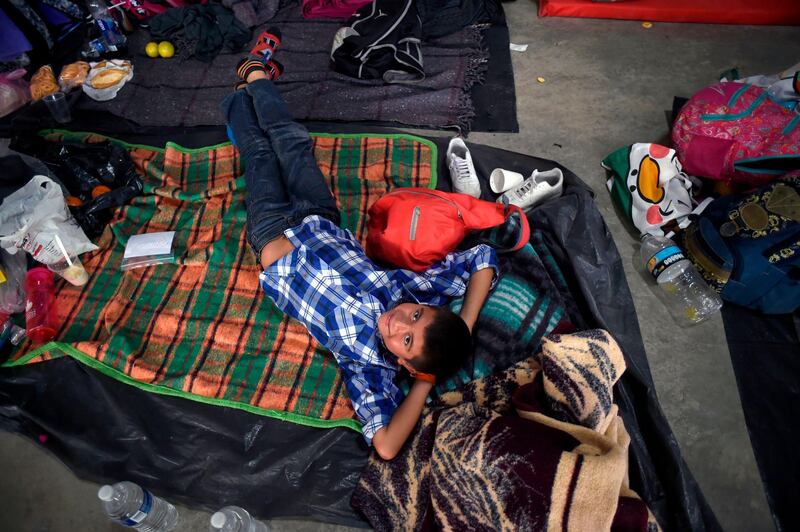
top-left (635, 155), bottom-right (665, 204)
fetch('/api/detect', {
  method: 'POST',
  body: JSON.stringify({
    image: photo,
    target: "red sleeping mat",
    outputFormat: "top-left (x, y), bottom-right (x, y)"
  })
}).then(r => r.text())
top-left (539, 0), bottom-right (800, 25)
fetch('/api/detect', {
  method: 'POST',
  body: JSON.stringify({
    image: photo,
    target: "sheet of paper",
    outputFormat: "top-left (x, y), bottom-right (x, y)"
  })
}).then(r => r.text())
top-left (123, 231), bottom-right (176, 259)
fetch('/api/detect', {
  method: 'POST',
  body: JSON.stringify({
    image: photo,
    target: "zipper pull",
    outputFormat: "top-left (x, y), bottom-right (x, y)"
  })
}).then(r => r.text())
top-left (409, 206), bottom-right (421, 240)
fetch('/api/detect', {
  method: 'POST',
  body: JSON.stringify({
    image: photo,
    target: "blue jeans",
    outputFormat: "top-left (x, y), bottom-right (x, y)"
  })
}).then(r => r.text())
top-left (220, 79), bottom-right (340, 255)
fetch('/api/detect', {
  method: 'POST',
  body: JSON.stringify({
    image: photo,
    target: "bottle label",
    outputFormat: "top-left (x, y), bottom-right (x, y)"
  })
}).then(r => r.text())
top-left (118, 489), bottom-right (152, 526)
top-left (646, 245), bottom-right (686, 281)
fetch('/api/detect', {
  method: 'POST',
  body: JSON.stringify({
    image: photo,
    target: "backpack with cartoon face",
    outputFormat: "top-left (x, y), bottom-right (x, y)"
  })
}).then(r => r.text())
top-left (602, 143), bottom-right (711, 237)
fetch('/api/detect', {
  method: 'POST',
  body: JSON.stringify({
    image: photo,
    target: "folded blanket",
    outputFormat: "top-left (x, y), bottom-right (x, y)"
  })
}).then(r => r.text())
top-left (351, 330), bottom-right (660, 531)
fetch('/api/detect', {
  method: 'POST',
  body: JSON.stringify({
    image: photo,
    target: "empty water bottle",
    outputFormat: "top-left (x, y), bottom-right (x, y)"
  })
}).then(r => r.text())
top-left (640, 234), bottom-right (722, 324)
top-left (98, 481), bottom-right (179, 531)
top-left (86, 0), bottom-right (126, 49)
top-left (209, 506), bottom-right (270, 532)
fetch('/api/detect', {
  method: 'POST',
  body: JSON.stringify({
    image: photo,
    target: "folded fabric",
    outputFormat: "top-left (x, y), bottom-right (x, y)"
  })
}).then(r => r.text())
top-left (417, 0), bottom-right (503, 39)
top-left (536, 328), bottom-right (625, 432)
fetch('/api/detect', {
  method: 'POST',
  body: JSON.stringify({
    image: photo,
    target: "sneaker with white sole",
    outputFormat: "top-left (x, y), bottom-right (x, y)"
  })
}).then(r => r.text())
top-left (497, 168), bottom-right (564, 211)
top-left (446, 137), bottom-right (481, 198)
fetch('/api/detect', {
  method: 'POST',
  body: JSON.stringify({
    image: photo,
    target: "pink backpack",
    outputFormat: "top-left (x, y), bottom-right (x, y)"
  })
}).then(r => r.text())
top-left (671, 82), bottom-right (800, 186)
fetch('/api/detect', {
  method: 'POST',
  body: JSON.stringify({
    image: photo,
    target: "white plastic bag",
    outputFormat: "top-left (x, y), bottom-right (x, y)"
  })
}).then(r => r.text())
top-left (82, 59), bottom-right (133, 102)
top-left (0, 175), bottom-right (97, 265)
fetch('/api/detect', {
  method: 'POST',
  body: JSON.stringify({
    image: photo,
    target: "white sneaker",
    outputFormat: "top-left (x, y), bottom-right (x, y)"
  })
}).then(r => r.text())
top-left (446, 137), bottom-right (481, 198)
top-left (497, 168), bottom-right (563, 211)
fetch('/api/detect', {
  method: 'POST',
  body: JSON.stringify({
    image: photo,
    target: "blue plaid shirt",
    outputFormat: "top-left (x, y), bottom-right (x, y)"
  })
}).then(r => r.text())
top-left (259, 215), bottom-right (498, 444)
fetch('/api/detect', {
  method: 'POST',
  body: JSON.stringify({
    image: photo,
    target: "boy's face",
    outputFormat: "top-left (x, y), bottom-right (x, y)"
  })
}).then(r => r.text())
top-left (377, 303), bottom-right (433, 367)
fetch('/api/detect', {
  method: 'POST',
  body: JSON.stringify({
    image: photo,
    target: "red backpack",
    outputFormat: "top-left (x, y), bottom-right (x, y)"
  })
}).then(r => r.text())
top-left (365, 188), bottom-right (530, 272)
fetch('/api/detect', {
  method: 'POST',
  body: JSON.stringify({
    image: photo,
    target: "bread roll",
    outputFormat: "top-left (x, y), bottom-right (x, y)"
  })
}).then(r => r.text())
top-left (58, 62), bottom-right (90, 90)
top-left (90, 68), bottom-right (129, 90)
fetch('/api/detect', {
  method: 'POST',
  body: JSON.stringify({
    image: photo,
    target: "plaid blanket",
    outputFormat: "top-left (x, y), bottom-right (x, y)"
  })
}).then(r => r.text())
top-left (3, 132), bottom-right (571, 432)
top-left (4, 131), bottom-right (435, 431)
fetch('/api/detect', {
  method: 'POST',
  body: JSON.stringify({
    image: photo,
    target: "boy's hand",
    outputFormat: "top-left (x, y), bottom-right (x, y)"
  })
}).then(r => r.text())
top-left (372, 379), bottom-right (434, 460)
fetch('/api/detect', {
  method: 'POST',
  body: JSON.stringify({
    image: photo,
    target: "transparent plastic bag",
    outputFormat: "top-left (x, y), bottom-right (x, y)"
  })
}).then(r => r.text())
top-left (0, 248), bottom-right (27, 315)
top-left (0, 69), bottom-right (30, 118)
top-left (0, 175), bottom-right (98, 268)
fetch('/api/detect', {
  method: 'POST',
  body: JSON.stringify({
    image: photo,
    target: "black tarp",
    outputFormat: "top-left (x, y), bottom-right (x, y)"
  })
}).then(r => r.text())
top-left (0, 129), bottom-right (718, 531)
top-left (721, 306), bottom-right (800, 532)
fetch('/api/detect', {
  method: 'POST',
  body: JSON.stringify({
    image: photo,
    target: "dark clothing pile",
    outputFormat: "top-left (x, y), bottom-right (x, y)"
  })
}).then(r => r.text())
top-left (330, 0), bottom-right (502, 83)
top-left (331, 0), bottom-right (423, 83)
top-left (149, 3), bottom-right (251, 62)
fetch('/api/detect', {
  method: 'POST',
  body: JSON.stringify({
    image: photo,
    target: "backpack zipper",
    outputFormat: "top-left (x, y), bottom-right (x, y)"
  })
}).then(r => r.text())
top-left (410, 206), bottom-right (420, 240)
top-left (393, 190), bottom-right (463, 241)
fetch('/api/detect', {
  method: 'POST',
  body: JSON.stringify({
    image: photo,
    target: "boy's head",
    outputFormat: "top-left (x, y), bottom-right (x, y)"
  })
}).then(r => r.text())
top-left (377, 303), bottom-right (471, 379)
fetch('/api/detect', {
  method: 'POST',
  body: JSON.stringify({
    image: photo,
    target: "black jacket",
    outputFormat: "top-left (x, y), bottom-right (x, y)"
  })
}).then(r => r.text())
top-left (330, 0), bottom-right (424, 84)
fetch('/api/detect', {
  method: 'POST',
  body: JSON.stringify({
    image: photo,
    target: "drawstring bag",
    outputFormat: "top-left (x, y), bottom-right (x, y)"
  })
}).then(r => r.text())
top-left (366, 187), bottom-right (529, 272)
top-left (602, 143), bottom-right (711, 237)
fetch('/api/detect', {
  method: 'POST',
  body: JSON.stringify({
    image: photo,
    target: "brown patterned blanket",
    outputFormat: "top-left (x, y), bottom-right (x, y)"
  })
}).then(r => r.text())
top-left (352, 329), bottom-right (661, 531)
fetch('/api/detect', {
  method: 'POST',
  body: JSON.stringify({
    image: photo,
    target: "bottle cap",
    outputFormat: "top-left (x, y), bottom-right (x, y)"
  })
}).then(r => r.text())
top-left (98, 485), bottom-right (114, 501)
top-left (210, 512), bottom-right (227, 528)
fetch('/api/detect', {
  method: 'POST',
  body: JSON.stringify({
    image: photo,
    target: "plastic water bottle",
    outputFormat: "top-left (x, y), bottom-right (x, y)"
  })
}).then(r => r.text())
top-left (98, 482), bottom-right (180, 531)
top-left (640, 234), bottom-right (722, 325)
top-left (209, 506), bottom-right (270, 532)
top-left (86, 0), bottom-right (126, 48)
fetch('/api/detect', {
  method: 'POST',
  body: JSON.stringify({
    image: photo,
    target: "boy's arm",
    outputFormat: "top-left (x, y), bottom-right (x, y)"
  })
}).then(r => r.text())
top-left (372, 379), bottom-right (434, 460)
top-left (458, 266), bottom-right (495, 333)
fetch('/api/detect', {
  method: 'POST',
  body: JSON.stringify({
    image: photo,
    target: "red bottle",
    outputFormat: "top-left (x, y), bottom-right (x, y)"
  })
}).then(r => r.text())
top-left (24, 267), bottom-right (58, 345)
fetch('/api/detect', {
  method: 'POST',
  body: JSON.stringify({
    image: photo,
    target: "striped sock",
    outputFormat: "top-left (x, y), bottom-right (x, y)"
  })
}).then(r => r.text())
top-left (236, 58), bottom-right (284, 82)
top-left (236, 59), bottom-right (267, 81)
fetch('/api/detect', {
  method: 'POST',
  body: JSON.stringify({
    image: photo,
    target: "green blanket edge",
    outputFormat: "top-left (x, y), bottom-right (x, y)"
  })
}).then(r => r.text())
top-left (0, 131), bottom-right (441, 434)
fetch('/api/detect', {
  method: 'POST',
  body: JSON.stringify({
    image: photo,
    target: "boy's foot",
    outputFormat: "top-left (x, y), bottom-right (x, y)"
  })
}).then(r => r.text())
top-left (236, 58), bottom-right (283, 82)
top-left (248, 27), bottom-right (282, 62)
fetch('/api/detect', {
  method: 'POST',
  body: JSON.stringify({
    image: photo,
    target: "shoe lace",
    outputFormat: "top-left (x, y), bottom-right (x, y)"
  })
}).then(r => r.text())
top-left (452, 157), bottom-right (471, 181)
top-left (512, 179), bottom-right (535, 199)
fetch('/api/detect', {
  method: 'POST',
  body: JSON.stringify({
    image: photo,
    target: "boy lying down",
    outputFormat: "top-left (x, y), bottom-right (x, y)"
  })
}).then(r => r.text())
top-left (222, 36), bottom-right (497, 460)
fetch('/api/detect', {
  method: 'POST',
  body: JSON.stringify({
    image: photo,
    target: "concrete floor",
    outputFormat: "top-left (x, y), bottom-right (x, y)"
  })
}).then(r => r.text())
top-left (2, 2), bottom-right (798, 530)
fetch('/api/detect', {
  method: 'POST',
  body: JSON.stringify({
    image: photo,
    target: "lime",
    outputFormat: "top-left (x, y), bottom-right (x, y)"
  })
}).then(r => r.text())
top-left (145, 42), bottom-right (159, 58)
top-left (157, 41), bottom-right (175, 58)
